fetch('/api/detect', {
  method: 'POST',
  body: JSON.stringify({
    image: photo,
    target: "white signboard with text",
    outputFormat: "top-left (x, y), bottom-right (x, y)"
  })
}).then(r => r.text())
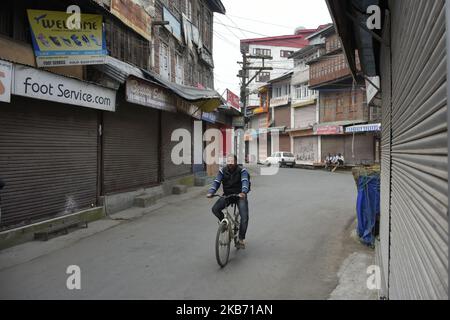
top-left (126, 78), bottom-right (177, 112)
top-left (0, 60), bottom-right (13, 103)
top-left (13, 65), bottom-right (116, 111)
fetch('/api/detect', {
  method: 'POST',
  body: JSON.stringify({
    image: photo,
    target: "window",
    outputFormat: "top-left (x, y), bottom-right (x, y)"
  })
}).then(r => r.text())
top-left (273, 86), bottom-right (283, 97)
top-left (185, 0), bottom-right (192, 20)
top-left (159, 41), bottom-right (171, 80)
top-left (204, 10), bottom-right (212, 49)
top-left (175, 54), bottom-right (184, 85)
top-left (280, 50), bottom-right (294, 58)
top-left (253, 48), bottom-right (271, 57)
top-left (295, 85), bottom-right (302, 99)
top-left (256, 72), bottom-right (270, 83)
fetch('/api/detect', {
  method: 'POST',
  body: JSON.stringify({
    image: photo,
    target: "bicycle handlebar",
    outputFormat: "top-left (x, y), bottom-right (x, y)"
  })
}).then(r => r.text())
top-left (210, 194), bottom-right (241, 200)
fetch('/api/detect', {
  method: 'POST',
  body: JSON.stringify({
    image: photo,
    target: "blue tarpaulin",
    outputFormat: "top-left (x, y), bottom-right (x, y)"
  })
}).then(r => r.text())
top-left (356, 175), bottom-right (380, 246)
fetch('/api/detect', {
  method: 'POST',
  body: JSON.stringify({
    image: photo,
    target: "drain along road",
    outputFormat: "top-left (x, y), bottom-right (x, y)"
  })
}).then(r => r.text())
top-left (0, 168), bottom-right (358, 299)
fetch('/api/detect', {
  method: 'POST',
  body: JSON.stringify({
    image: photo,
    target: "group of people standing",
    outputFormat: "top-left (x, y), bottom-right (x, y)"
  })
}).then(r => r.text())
top-left (325, 154), bottom-right (345, 171)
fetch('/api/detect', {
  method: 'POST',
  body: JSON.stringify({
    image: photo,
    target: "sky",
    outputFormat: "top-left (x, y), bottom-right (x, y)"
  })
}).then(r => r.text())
top-left (212, 0), bottom-right (332, 97)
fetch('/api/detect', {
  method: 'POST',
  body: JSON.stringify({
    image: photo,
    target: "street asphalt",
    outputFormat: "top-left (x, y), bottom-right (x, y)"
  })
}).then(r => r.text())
top-left (0, 167), bottom-right (359, 299)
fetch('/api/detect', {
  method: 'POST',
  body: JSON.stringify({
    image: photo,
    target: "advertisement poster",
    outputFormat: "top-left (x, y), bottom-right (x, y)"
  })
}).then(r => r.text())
top-left (226, 89), bottom-right (241, 112)
top-left (110, 0), bottom-right (152, 41)
top-left (0, 60), bottom-right (13, 103)
top-left (27, 9), bottom-right (107, 67)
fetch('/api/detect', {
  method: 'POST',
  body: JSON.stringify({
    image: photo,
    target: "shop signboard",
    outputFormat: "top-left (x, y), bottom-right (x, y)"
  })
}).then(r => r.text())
top-left (14, 65), bottom-right (116, 111)
top-left (27, 9), bottom-right (107, 67)
top-left (126, 77), bottom-right (176, 112)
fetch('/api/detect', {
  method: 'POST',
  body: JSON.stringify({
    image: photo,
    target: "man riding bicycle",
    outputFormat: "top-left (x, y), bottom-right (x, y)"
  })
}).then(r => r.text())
top-left (207, 154), bottom-right (250, 250)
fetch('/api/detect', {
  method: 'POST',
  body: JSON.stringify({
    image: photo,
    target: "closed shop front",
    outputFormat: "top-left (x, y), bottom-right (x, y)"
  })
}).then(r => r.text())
top-left (258, 132), bottom-right (269, 162)
top-left (161, 111), bottom-right (193, 180)
top-left (274, 105), bottom-right (290, 128)
top-left (327, 0), bottom-right (449, 299)
top-left (385, 0), bottom-right (448, 299)
top-left (206, 122), bottom-right (221, 177)
top-left (277, 134), bottom-right (291, 153)
top-left (273, 105), bottom-right (291, 152)
top-left (0, 97), bottom-right (99, 228)
top-left (293, 136), bottom-right (319, 164)
top-left (321, 134), bottom-right (374, 165)
top-left (103, 102), bottom-right (159, 194)
top-left (344, 133), bottom-right (375, 165)
top-left (294, 105), bottom-right (316, 129)
top-left (321, 136), bottom-right (344, 160)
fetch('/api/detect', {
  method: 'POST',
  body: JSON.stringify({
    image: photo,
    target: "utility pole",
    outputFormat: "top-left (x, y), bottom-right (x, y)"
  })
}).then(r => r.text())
top-left (237, 52), bottom-right (273, 121)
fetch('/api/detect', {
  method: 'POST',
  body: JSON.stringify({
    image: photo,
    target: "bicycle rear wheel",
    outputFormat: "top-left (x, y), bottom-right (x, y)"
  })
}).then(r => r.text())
top-left (215, 223), bottom-right (231, 268)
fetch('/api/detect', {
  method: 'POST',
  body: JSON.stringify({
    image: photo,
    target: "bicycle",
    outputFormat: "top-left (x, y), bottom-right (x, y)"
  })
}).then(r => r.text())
top-left (211, 194), bottom-right (242, 268)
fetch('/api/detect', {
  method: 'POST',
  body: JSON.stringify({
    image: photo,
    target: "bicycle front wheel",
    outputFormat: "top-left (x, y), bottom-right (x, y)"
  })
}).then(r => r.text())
top-left (215, 223), bottom-right (231, 268)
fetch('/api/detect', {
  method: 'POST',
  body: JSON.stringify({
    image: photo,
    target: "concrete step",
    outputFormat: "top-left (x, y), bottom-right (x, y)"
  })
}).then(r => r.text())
top-left (133, 190), bottom-right (164, 208)
top-left (172, 184), bottom-right (188, 195)
top-left (194, 176), bottom-right (214, 187)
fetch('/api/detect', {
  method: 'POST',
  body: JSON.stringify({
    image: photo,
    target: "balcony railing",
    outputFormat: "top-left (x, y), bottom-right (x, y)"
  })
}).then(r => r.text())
top-left (309, 54), bottom-right (351, 87)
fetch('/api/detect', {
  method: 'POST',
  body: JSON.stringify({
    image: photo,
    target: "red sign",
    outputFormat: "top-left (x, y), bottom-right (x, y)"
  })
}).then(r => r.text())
top-left (226, 89), bottom-right (241, 112)
top-left (315, 125), bottom-right (344, 135)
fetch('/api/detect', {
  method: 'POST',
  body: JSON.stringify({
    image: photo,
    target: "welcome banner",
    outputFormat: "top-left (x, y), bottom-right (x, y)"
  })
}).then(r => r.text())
top-left (27, 9), bottom-right (107, 67)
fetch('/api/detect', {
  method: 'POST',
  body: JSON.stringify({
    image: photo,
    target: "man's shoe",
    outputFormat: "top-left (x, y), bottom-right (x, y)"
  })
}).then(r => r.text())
top-left (236, 240), bottom-right (246, 250)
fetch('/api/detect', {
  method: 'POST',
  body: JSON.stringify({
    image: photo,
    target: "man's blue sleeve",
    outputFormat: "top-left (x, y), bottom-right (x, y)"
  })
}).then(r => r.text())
top-left (241, 168), bottom-right (250, 194)
top-left (208, 169), bottom-right (223, 194)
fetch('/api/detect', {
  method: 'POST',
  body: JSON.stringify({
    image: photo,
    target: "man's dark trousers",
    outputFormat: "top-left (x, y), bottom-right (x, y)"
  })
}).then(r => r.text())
top-left (212, 197), bottom-right (249, 240)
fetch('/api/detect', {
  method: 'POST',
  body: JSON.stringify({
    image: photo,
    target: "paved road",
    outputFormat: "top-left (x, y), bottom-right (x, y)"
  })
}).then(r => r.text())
top-left (0, 168), bottom-right (358, 299)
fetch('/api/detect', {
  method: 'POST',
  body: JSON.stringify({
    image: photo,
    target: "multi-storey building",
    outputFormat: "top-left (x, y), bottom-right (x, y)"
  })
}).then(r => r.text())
top-left (288, 44), bottom-right (324, 165)
top-left (0, 0), bottom-right (225, 231)
top-left (327, 0), bottom-right (448, 299)
top-left (308, 25), bottom-right (380, 165)
top-left (240, 27), bottom-right (325, 109)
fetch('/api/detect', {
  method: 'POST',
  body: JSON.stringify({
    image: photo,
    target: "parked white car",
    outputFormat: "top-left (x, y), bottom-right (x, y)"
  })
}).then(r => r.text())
top-left (265, 152), bottom-right (296, 168)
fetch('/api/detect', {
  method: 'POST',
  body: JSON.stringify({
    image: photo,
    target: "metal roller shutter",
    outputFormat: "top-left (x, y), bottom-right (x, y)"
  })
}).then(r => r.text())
top-left (274, 105), bottom-right (290, 128)
top-left (0, 97), bottom-right (98, 228)
top-left (293, 136), bottom-right (319, 163)
top-left (294, 105), bottom-right (316, 129)
top-left (321, 136), bottom-right (345, 159)
top-left (378, 13), bottom-right (392, 298)
top-left (103, 103), bottom-right (159, 194)
top-left (161, 111), bottom-right (193, 180)
top-left (389, 0), bottom-right (448, 299)
top-left (277, 134), bottom-right (291, 153)
top-left (344, 134), bottom-right (374, 165)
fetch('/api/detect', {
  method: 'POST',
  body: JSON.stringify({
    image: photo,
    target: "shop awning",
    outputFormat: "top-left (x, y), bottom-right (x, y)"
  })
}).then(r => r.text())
top-left (96, 56), bottom-right (225, 112)
top-left (345, 123), bottom-right (381, 133)
top-left (140, 69), bottom-right (225, 112)
top-left (292, 99), bottom-right (317, 108)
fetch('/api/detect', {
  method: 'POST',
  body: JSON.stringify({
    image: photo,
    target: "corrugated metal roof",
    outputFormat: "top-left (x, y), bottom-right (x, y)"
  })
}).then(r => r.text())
top-left (95, 56), bottom-right (224, 110)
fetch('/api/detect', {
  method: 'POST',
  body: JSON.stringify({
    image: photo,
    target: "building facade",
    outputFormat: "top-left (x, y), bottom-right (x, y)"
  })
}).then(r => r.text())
top-left (240, 27), bottom-right (325, 109)
top-left (288, 44), bottom-right (324, 165)
top-left (308, 26), bottom-right (379, 166)
top-left (0, 0), bottom-right (225, 229)
top-left (327, 0), bottom-right (448, 299)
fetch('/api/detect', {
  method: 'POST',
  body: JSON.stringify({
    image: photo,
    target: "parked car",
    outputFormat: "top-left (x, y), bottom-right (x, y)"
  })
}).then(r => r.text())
top-left (265, 152), bottom-right (296, 168)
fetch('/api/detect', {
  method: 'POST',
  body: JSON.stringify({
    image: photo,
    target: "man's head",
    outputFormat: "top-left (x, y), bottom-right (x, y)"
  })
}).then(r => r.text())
top-left (226, 154), bottom-right (238, 171)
